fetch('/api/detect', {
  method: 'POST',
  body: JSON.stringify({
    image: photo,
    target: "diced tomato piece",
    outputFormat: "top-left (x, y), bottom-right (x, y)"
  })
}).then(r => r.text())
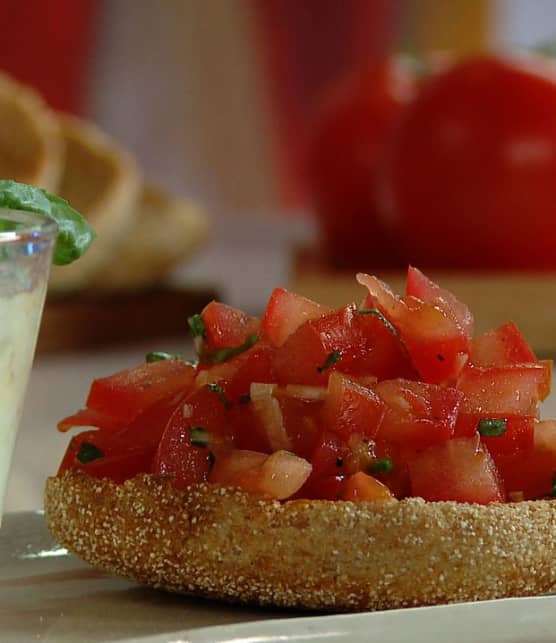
top-left (406, 266), bottom-right (474, 338)
top-left (309, 431), bottom-right (352, 478)
top-left (358, 273), bottom-right (469, 384)
top-left (470, 321), bottom-right (537, 367)
top-left (152, 385), bottom-right (235, 489)
top-left (57, 408), bottom-right (124, 433)
top-left (408, 435), bottom-right (505, 504)
top-left (212, 450), bottom-right (312, 500)
top-left (208, 449), bottom-right (268, 486)
top-left (58, 428), bottom-right (157, 483)
top-left (202, 301), bottom-right (261, 350)
top-left (298, 474), bottom-right (345, 500)
top-left (375, 379), bottom-right (463, 449)
top-left (86, 360), bottom-right (195, 425)
top-left (495, 420), bottom-right (556, 499)
top-left (278, 395), bottom-right (323, 459)
top-left (455, 414), bottom-right (535, 457)
top-left (341, 471), bottom-right (394, 501)
top-left (262, 287), bottom-right (329, 347)
top-left (225, 345), bottom-right (276, 402)
top-left (322, 372), bottom-right (385, 441)
top-left (457, 363), bottom-right (546, 416)
top-left (273, 304), bottom-right (413, 386)
top-left (481, 416), bottom-right (535, 458)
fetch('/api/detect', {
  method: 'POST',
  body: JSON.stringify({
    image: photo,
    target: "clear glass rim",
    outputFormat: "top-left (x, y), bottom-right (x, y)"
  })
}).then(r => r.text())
top-left (0, 209), bottom-right (58, 244)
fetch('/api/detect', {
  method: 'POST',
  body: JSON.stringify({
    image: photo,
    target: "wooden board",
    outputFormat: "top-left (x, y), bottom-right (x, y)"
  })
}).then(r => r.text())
top-left (37, 285), bottom-right (217, 354)
top-left (291, 246), bottom-right (556, 358)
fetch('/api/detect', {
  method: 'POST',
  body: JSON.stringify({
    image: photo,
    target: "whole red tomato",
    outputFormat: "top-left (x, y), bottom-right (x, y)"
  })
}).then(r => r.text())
top-left (383, 53), bottom-right (556, 270)
top-left (307, 58), bottom-right (416, 269)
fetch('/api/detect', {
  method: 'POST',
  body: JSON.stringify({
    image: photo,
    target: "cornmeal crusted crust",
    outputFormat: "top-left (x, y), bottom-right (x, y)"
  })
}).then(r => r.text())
top-left (44, 471), bottom-right (556, 611)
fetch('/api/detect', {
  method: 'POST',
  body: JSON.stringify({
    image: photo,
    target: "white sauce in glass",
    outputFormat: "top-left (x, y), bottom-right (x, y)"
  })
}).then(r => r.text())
top-left (0, 283), bottom-right (47, 518)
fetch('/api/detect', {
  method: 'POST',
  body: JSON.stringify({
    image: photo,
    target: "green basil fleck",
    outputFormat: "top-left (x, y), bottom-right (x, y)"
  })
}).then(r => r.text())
top-left (76, 442), bottom-right (104, 464)
top-left (367, 457), bottom-right (394, 474)
top-left (358, 308), bottom-right (398, 336)
top-left (189, 426), bottom-right (210, 448)
top-left (145, 351), bottom-right (175, 363)
top-left (317, 351), bottom-right (341, 373)
top-left (478, 418), bottom-right (507, 437)
top-left (207, 382), bottom-right (232, 409)
top-left (202, 334), bottom-right (258, 364)
top-left (188, 313), bottom-right (206, 338)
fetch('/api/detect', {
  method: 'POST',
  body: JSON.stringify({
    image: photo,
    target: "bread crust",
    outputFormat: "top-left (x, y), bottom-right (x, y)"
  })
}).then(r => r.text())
top-left (44, 470), bottom-right (556, 611)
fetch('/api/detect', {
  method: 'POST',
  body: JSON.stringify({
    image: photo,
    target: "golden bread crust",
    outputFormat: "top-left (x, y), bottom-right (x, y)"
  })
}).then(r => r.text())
top-left (44, 471), bottom-right (556, 611)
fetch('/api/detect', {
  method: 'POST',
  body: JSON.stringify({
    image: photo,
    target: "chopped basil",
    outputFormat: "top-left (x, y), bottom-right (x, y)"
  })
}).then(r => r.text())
top-left (478, 418), bottom-right (507, 437)
top-left (76, 442), bottom-right (104, 464)
top-left (357, 308), bottom-right (398, 336)
top-left (202, 333), bottom-right (258, 364)
top-left (145, 351), bottom-right (175, 363)
top-left (317, 351), bottom-right (341, 373)
top-left (239, 394), bottom-right (251, 405)
top-left (189, 426), bottom-right (210, 448)
top-left (367, 458), bottom-right (394, 474)
top-left (188, 313), bottom-right (206, 338)
top-left (207, 382), bottom-right (232, 409)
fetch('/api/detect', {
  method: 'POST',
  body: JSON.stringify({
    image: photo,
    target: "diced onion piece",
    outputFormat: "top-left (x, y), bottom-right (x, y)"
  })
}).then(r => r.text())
top-left (208, 449), bottom-right (268, 486)
top-left (250, 383), bottom-right (292, 452)
top-left (256, 451), bottom-right (312, 500)
top-left (281, 385), bottom-right (327, 401)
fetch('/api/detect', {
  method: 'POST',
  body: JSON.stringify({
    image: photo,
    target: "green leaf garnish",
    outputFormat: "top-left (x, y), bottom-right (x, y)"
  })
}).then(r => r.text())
top-left (367, 457), bottom-right (394, 474)
top-left (358, 308), bottom-right (398, 336)
top-left (207, 382), bottom-right (232, 409)
top-left (76, 442), bottom-right (104, 464)
top-left (145, 351), bottom-right (175, 363)
top-left (202, 333), bottom-right (258, 364)
top-left (317, 351), bottom-right (341, 373)
top-left (0, 179), bottom-right (95, 265)
top-left (478, 418), bottom-right (507, 437)
top-left (239, 394), bottom-right (251, 404)
top-left (189, 426), bottom-right (210, 448)
top-left (188, 313), bottom-right (206, 338)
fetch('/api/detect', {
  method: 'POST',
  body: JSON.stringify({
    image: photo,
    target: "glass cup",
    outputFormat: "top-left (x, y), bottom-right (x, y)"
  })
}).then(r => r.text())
top-left (0, 210), bottom-right (56, 522)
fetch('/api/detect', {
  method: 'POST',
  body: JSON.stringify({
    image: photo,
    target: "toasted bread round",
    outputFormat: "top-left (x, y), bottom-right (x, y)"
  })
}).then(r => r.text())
top-left (44, 471), bottom-right (556, 611)
top-left (48, 115), bottom-right (140, 293)
top-left (91, 183), bottom-right (208, 291)
top-left (0, 73), bottom-right (63, 190)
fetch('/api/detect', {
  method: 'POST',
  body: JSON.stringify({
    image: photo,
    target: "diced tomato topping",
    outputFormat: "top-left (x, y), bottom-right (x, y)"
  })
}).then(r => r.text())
top-left (406, 266), bottom-right (474, 338)
top-left (309, 431), bottom-right (352, 478)
top-left (262, 287), bottom-right (329, 347)
top-left (57, 269), bottom-right (554, 507)
top-left (457, 363), bottom-right (546, 416)
top-left (86, 360), bottom-right (195, 425)
top-left (470, 321), bottom-right (536, 367)
top-left (274, 304), bottom-right (413, 386)
top-left (341, 471), bottom-right (394, 501)
top-left (58, 428), bottom-right (157, 483)
top-left (375, 379), bottom-right (463, 449)
top-left (298, 474), bottom-right (345, 500)
top-left (152, 385), bottom-right (235, 489)
top-left (208, 449), bottom-right (268, 487)
top-left (495, 420), bottom-right (556, 500)
top-left (201, 301), bottom-right (261, 351)
top-left (57, 408), bottom-right (125, 433)
top-left (322, 372), bottom-right (385, 441)
top-left (358, 273), bottom-right (469, 384)
top-left (408, 435), bottom-right (505, 504)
